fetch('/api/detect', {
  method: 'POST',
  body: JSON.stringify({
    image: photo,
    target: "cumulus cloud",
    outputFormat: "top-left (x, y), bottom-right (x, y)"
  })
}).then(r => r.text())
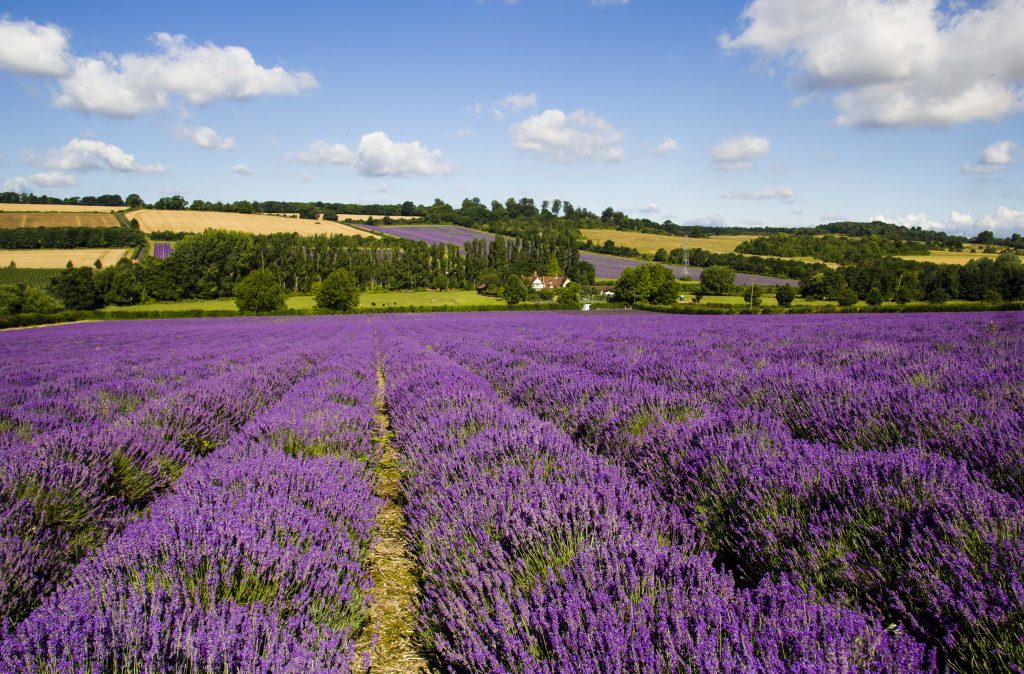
top-left (511, 108), bottom-right (624, 162)
top-left (290, 132), bottom-right (453, 177)
top-left (29, 171), bottom-right (77, 187)
top-left (637, 202), bottom-right (659, 214)
top-left (0, 17), bottom-right (70, 76)
top-left (49, 32), bottom-right (316, 116)
top-left (652, 137), bottom-right (680, 155)
top-left (288, 140), bottom-right (356, 165)
top-left (962, 140), bottom-right (1017, 173)
top-left (720, 0), bottom-right (1024, 127)
top-left (2, 171), bottom-right (77, 192)
top-left (231, 164), bottom-right (252, 175)
top-left (712, 135), bottom-right (770, 170)
top-left (682, 213), bottom-right (727, 227)
top-left (875, 207), bottom-right (1024, 234)
top-left (490, 92), bottom-right (537, 119)
top-left (720, 186), bottom-right (795, 200)
top-left (176, 125), bottom-right (236, 150)
top-left (32, 137), bottom-right (165, 173)
top-left (2, 177), bottom-right (31, 193)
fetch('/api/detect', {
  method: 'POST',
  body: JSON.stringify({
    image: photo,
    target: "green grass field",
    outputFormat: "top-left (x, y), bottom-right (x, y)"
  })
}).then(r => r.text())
top-left (100, 289), bottom-right (504, 313)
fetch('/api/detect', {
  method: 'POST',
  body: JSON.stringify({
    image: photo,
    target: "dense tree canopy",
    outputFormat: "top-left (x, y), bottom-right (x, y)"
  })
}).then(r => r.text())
top-left (234, 269), bottom-right (285, 313)
top-left (315, 268), bottom-right (360, 311)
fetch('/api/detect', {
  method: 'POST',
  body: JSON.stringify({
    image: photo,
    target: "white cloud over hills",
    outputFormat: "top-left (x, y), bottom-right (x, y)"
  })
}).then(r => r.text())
top-left (0, 19), bottom-right (316, 116)
top-left (290, 132), bottom-right (453, 177)
top-left (721, 0), bottom-right (1024, 127)
top-left (712, 135), bottom-right (770, 170)
top-left (511, 108), bottom-right (624, 162)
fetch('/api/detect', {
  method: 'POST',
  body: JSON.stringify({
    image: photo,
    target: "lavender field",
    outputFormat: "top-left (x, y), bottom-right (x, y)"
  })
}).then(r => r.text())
top-left (1, 311), bottom-right (1022, 673)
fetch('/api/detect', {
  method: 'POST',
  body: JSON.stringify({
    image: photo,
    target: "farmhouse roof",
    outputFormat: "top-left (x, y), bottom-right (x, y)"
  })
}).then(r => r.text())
top-left (527, 272), bottom-right (570, 289)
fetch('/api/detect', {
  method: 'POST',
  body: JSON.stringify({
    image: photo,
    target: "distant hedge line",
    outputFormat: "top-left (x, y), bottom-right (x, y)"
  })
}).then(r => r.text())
top-left (0, 227), bottom-right (146, 250)
top-left (636, 300), bottom-right (1024, 316)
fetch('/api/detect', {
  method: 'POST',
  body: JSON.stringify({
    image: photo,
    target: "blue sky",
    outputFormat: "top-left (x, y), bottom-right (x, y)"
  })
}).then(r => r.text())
top-left (1, 0), bottom-right (1022, 234)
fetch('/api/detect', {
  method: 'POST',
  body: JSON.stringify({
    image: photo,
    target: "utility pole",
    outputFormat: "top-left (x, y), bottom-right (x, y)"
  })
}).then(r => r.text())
top-left (682, 235), bottom-right (690, 278)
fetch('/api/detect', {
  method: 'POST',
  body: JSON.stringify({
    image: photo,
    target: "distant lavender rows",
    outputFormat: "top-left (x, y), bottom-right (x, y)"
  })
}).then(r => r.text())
top-left (362, 223), bottom-right (799, 285)
top-left (2, 311), bottom-right (1022, 672)
top-left (151, 242), bottom-right (172, 259)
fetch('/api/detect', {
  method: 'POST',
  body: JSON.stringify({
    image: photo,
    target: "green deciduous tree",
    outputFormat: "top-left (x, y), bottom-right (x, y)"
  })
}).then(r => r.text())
top-left (698, 266), bottom-right (736, 295)
top-left (775, 285), bottom-right (797, 307)
top-left (559, 281), bottom-right (582, 308)
top-left (614, 264), bottom-right (679, 305)
top-left (233, 269), bottom-right (285, 313)
top-left (50, 267), bottom-right (103, 310)
top-left (544, 253), bottom-right (562, 277)
top-left (315, 268), bottom-right (360, 311)
top-left (503, 275), bottom-right (528, 305)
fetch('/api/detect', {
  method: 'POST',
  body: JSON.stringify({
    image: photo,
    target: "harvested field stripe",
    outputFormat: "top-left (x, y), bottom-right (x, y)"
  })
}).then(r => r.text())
top-left (356, 361), bottom-right (428, 673)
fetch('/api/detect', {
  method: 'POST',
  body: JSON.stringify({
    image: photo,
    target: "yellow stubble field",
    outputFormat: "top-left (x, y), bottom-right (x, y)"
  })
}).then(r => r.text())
top-left (132, 210), bottom-right (379, 237)
top-left (579, 229), bottom-right (758, 255)
top-left (0, 248), bottom-right (131, 268)
top-left (0, 204), bottom-right (127, 213)
top-left (0, 212), bottom-right (121, 228)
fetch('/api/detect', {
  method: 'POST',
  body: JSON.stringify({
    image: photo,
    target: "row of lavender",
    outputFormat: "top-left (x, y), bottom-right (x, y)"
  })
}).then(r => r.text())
top-left (1, 319), bottom-right (339, 627)
top-left (1, 318), bottom-right (383, 671)
top-left (416, 311), bottom-right (1024, 672)
top-left (379, 325), bottom-right (933, 672)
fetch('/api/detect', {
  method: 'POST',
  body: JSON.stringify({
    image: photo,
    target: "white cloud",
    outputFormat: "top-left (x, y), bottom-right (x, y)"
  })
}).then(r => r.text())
top-left (3, 177), bottom-right (31, 193)
top-left (490, 92), bottom-right (537, 120)
top-left (54, 32), bottom-right (317, 116)
top-left (2, 171), bottom-right (77, 192)
top-left (355, 131), bottom-right (453, 177)
top-left (231, 164), bottom-right (252, 175)
top-left (720, 186), bottom-right (795, 200)
top-left (652, 137), bottom-right (680, 155)
top-left (290, 132), bottom-right (453, 177)
top-left (29, 171), bottom-right (77, 187)
top-left (875, 207), bottom-right (1024, 234)
top-left (0, 17), bottom-right (70, 77)
top-left (637, 202), bottom-right (659, 214)
top-left (721, 0), bottom-right (1024, 127)
top-left (33, 138), bottom-right (165, 173)
top-left (288, 140), bottom-right (355, 165)
top-left (712, 135), bottom-right (771, 170)
top-left (511, 108), bottom-right (624, 162)
top-left (455, 128), bottom-right (479, 138)
top-left (962, 140), bottom-right (1017, 173)
top-left (176, 125), bottom-right (236, 150)
top-left (682, 213), bottom-right (727, 227)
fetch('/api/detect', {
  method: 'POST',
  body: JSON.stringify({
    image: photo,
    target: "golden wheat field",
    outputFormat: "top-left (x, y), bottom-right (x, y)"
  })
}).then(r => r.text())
top-left (132, 210), bottom-right (379, 237)
top-left (0, 248), bottom-right (130, 268)
top-left (579, 229), bottom-right (757, 255)
top-left (0, 204), bottom-right (127, 213)
top-left (896, 251), bottom-right (1002, 265)
top-left (0, 212), bottom-right (121, 229)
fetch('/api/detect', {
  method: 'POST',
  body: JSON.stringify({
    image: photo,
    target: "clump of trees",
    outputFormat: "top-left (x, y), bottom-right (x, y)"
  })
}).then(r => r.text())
top-left (0, 284), bottom-right (63, 315)
top-left (234, 269), bottom-right (285, 313)
top-left (0, 227), bottom-right (146, 250)
top-left (699, 266), bottom-right (736, 295)
top-left (315, 269), bottom-right (360, 311)
top-left (614, 264), bottom-right (680, 305)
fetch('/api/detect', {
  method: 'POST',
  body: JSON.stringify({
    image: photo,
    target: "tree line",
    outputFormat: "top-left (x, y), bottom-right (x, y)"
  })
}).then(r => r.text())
top-left (735, 234), bottom-right (933, 264)
top-left (0, 226), bottom-right (146, 250)
top-left (44, 227), bottom-right (589, 309)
